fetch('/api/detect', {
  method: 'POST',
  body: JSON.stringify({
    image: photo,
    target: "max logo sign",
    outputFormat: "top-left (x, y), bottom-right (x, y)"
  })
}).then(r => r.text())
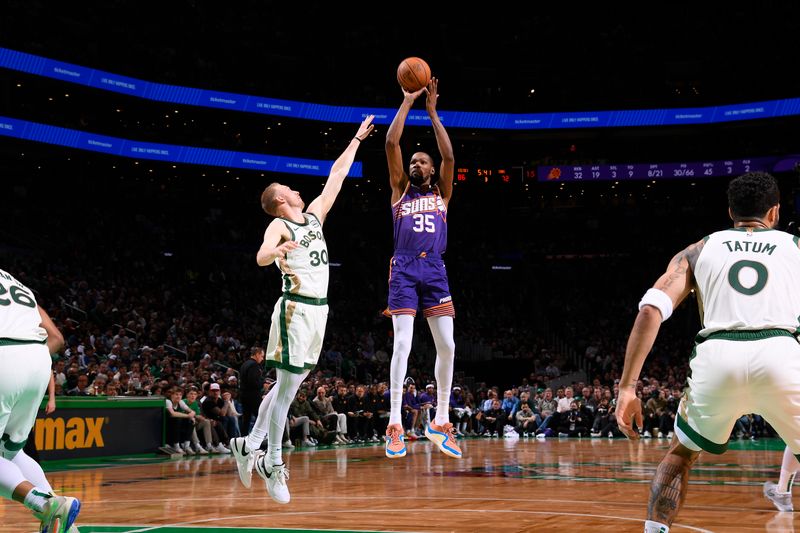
top-left (35, 417), bottom-right (106, 450)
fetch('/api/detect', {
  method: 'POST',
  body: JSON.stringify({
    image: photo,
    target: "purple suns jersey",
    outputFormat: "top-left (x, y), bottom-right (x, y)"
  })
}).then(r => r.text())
top-left (392, 186), bottom-right (447, 255)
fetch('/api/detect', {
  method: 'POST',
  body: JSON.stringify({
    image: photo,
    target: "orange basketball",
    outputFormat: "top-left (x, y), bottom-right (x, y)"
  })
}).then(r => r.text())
top-left (396, 57), bottom-right (431, 92)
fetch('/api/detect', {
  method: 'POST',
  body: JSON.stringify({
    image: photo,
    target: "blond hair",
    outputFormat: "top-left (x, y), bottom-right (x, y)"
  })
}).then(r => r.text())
top-left (260, 183), bottom-right (282, 216)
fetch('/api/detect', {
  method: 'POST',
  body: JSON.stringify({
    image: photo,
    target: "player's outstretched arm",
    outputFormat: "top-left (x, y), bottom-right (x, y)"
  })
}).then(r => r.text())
top-left (256, 219), bottom-right (297, 267)
top-left (386, 86), bottom-right (426, 204)
top-left (616, 239), bottom-right (704, 439)
top-left (425, 78), bottom-right (455, 206)
top-left (307, 115), bottom-right (374, 224)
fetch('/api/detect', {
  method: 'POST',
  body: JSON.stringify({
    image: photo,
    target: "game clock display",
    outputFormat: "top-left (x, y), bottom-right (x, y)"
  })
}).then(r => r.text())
top-left (456, 167), bottom-right (520, 183)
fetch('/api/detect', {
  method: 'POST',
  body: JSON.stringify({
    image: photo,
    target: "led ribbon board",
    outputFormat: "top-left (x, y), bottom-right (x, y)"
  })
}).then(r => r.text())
top-left (0, 116), bottom-right (361, 177)
top-left (3, 47), bottom-right (800, 129)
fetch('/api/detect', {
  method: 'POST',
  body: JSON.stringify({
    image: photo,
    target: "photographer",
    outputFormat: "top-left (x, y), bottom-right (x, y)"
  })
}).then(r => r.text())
top-left (557, 400), bottom-right (588, 437)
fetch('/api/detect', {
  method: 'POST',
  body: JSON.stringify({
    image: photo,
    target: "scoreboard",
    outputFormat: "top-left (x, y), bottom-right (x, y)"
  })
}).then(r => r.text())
top-left (537, 156), bottom-right (778, 182)
top-left (447, 155), bottom-right (797, 184)
top-left (456, 167), bottom-right (534, 183)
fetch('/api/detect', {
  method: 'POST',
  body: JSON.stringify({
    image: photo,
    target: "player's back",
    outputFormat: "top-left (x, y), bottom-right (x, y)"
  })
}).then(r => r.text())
top-left (0, 268), bottom-right (46, 343)
top-left (694, 228), bottom-right (800, 335)
top-left (392, 186), bottom-right (447, 255)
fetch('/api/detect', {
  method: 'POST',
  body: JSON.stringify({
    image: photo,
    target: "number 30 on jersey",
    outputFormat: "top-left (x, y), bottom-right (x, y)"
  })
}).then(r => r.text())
top-left (412, 214), bottom-right (436, 233)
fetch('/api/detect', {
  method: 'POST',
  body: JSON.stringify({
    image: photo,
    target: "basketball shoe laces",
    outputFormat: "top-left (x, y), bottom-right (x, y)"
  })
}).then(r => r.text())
top-left (441, 422), bottom-right (457, 442)
top-left (387, 427), bottom-right (403, 445)
top-left (273, 464), bottom-right (290, 485)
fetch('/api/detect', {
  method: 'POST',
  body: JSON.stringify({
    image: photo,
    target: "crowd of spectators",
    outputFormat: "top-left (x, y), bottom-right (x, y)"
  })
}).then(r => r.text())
top-left (2, 150), bottom-right (789, 453)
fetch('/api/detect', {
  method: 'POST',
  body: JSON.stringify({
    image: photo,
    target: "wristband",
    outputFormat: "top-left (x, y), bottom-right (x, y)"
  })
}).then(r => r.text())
top-left (638, 288), bottom-right (673, 322)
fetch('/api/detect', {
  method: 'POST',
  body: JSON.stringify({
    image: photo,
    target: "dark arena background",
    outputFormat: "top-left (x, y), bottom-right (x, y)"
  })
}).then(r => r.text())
top-left (2, 3), bottom-right (800, 532)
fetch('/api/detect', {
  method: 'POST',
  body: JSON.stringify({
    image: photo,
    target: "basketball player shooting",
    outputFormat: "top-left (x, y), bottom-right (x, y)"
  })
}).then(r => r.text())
top-left (383, 78), bottom-right (461, 460)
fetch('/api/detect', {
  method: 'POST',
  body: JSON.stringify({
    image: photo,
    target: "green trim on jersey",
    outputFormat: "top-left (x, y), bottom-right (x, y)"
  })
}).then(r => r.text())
top-left (676, 414), bottom-right (728, 454)
top-left (283, 292), bottom-right (328, 306)
top-left (730, 227), bottom-right (774, 232)
top-left (794, 235), bottom-right (800, 247)
top-left (699, 328), bottom-right (796, 342)
top-left (264, 358), bottom-right (315, 374)
top-left (1, 432), bottom-right (26, 451)
top-left (0, 338), bottom-right (46, 347)
top-left (280, 215), bottom-right (310, 228)
top-left (281, 220), bottom-right (296, 241)
top-left (279, 297), bottom-right (290, 361)
top-left (307, 212), bottom-right (322, 225)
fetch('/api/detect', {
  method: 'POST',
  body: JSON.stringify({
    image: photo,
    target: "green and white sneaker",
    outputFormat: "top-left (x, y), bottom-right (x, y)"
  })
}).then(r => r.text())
top-left (33, 492), bottom-right (81, 533)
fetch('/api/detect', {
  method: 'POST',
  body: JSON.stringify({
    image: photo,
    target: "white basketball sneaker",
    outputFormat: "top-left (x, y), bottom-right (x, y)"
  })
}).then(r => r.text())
top-left (763, 481), bottom-right (794, 512)
top-left (255, 452), bottom-right (291, 504)
top-left (33, 492), bottom-right (81, 533)
top-left (230, 437), bottom-right (255, 488)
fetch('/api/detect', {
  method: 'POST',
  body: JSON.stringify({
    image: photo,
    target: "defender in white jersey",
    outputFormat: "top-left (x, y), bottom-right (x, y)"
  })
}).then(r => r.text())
top-left (0, 268), bottom-right (81, 532)
top-left (229, 115), bottom-right (374, 504)
top-left (616, 172), bottom-right (800, 533)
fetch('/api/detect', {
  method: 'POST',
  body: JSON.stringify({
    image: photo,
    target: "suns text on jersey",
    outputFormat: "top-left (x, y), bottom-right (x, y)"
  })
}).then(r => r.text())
top-left (399, 196), bottom-right (445, 216)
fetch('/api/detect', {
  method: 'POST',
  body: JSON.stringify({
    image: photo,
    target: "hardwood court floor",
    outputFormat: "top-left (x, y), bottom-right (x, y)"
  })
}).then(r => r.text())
top-left (0, 437), bottom-right (796, 533)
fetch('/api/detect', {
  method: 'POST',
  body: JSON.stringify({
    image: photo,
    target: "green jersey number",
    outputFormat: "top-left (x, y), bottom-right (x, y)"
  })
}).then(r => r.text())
top-left (310, 250), bottom-right (329, 267)
top-left (728, 259), bottom-right (768, 296)
top-left (0, 282), bottom-right (37, 308)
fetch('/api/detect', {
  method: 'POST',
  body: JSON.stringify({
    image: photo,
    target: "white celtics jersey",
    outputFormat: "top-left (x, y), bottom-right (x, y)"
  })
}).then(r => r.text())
top-left (276, 213), bottom-right (329, 299)
top-left (694, 228), bottom-right (800, 335)
top-left (0, 268), bottom-right (47, 343)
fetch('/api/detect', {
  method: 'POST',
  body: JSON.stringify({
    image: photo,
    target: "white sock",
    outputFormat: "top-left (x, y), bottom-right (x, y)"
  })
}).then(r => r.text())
top-left (644, 520), bottom-right (669, 533)
top-left (264, 368), bottom-right (308, 466)
top-left (12, 451), bottom-right (52, 493)
top-left (428, 315), bottom-right (455, 426)
top-left (389, 315), bottom-right (414, 426)
top-left (0, 456), bottom-right (27, 500)
top-left (23, 487), bottom-right (50, 512)
top-left (245, 384), bottom-right (277, 452)
top-left (778, 446), bottom-right (800, 493)
top-left (269, 448), bottom-right (282, 466)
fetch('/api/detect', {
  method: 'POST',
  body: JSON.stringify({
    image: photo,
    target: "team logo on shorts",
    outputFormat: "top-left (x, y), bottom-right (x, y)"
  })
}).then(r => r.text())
top-left (439, 296), bottom-right (452, 304)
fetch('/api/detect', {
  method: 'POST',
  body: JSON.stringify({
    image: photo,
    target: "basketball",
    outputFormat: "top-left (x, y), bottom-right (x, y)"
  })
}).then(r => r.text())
top-left (396, 57), bottom-right (431, 92)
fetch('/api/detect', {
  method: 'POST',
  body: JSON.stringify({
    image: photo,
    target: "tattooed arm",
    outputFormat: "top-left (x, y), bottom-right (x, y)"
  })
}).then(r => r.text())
top-left (655, 238), bottom-right (705, 295)
top-left (616, 238), bottom-right (705, 438)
